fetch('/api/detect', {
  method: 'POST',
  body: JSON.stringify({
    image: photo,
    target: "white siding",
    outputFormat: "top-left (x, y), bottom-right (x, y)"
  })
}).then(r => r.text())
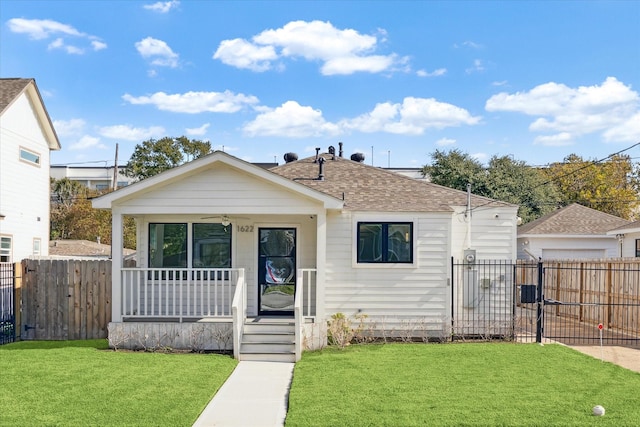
top-left (0, 92), bottom-right (51, 260)
top-left (323, 211), bottom-right (452, 331)
top-left (116, 163), bottom-right (323, 214)
top-left (451, 205), bottom-right (518, 261)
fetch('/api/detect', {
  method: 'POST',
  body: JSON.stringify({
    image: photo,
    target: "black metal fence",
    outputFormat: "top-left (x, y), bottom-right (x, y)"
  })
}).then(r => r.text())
top-left (0, 262), bottom-right (16, 345)
top-left (453, 259), bottom-right (640, 347)
top-left (515, 260), bottom-right (640, 348)
top-left (451, 259), bottom-right (515, 340)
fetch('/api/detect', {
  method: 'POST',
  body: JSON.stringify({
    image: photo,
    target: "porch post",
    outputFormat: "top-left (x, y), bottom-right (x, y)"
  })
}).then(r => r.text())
top-left (316, 209), bottom-right (327, 321)
top-left (111, 207), bottom-right (123, 323)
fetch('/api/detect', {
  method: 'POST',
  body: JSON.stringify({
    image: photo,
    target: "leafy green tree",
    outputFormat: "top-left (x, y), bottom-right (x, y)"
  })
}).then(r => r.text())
top-left (543, 154), bottom-right (640, 220)
top-left (123, 136), bottom-right (212, 180)
top-left (422, 149), bottom-right (562, 223)
top-left (422, 149), bottom-right (488, 194)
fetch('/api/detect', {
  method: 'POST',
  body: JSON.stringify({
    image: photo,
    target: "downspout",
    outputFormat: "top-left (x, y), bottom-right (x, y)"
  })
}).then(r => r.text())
top-left (466, 183), bottom-right (472, 249)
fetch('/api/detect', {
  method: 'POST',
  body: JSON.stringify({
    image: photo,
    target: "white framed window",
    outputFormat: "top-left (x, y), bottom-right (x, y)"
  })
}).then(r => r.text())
top-left (19, 147), bottom-right (41, 166)
top-left (33, 238), bottom-right (41, 256)
top-left (357, 222), bottom-right (413, 263)
top-left (0, 236), bottom-right (12, 263)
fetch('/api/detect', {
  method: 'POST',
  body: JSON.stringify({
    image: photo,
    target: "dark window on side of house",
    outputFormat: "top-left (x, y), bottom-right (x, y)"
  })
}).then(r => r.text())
top-left (636, 239), bottom-right (640, 257)
top-left (357, 222), bottom-right (413, 263)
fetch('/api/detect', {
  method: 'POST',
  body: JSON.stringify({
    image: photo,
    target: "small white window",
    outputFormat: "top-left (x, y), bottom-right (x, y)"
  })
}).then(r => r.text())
top-left (0, 236), bottom-right (12, 263)
top-left (33, 238), bottom-right (41, 256)
top-left (19, 147), bottom-right (41, 166)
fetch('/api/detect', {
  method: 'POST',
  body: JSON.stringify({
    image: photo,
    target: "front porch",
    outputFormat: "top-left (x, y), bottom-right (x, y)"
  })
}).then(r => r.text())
top-left (108, 267), bottom-right (319, 361)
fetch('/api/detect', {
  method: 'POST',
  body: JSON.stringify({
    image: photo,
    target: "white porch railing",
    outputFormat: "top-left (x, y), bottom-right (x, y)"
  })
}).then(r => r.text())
top-left (295, 268), bottom-right (317, 361)
top-left (231, 269), bottom-right (246, 360)
top-left (121, 268), bottom-right (244, 321)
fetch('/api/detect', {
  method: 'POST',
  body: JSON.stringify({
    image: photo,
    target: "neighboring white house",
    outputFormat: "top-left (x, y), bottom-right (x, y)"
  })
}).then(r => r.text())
top-left (607, 220), bottom-right (640, 258)
top-left (93, 150), bottom-right (519, 360)
top-left (50, 165), bottom-right (134, 190)
top-left (0, 78), bottom-right (61, 262)
top-left (517, 203), bottom-right (632, 260)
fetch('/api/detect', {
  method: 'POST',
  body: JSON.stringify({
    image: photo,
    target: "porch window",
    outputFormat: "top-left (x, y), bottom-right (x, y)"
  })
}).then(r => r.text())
top-left (149, 223), bottom-right (187, 268)
top-left (636, 239), bottom-right (640, 257)
top-left (357, 222), bottom-right (413, 263)
top-left (193, 223), bottom-right (231, 268)
top-left (148, 223), bottom-right (232, 268)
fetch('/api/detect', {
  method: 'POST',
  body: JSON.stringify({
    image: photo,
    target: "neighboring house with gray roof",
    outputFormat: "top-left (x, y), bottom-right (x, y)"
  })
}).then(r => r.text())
top-left (93, 149), bottom-right (519, 360)
top-left (517, 203), bottom-right (632, 260)
top-left (0, 78), bottom-right (60, 262)
top-left (606, 220), bottom-right (640, 258)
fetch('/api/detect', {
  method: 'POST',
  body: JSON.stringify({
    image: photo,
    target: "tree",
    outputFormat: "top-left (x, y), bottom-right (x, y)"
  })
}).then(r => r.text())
top-left (123, 136), bottom-right (212, 180)
top-left (422, 149), bottom-right (488, 194)
top-left (422, 149), bottom-right (561, 223)
top-left (50, 179), bottom-right (136, 249)
top-left (542, 154), bottom-right (640, 220)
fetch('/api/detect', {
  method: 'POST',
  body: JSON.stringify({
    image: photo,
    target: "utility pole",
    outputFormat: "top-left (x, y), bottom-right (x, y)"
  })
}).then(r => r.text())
top-left (112, 143), bottom-right (119, 190)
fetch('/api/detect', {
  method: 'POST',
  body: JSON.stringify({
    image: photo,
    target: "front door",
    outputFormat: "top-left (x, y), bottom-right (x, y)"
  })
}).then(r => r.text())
top-left (258, 228), bottom-right (296, 316)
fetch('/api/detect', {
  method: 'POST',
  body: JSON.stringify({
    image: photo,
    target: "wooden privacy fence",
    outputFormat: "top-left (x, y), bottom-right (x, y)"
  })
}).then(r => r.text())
top-left (516, 259), bottom-right (640, 335)
top-left (21, 259), bottom-right (111, 340)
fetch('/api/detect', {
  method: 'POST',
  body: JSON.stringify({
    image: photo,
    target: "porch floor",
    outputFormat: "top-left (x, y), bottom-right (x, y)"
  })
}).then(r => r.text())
top-left (192, 361), bottom-right (294, 427)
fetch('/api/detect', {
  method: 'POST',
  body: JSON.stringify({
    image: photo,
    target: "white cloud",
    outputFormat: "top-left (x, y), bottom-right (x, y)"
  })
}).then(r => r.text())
top-left (185, 123), bottom-right (210, 136)
top-left (603, 112), bottom-right (640, 143)
top-left (533, 132), bottom-right (574, 146)
top-left (486, 77), bottom-right (640, 142)
top-left (243, 101), bottom-right (341, 138)
top-left (91, 40), bottom-right (108, 51)
top-left (341, 97), bottom-right (481, 135)
top-left (69, 135), bottom-right (107, 150)
top-left (53, 118), bottom-right (86, 137)
top-left (143, 1), bottom-right (180, 13)
top-left (436, 137), bottom-right (456, 146)
top-left (417, 68), bottom-right (447, 77)
top-left (7, 18), bottom-right (105, 54)
top-left (213, 38), bottom-right (278, 72)
top-left (122, 90), bottom-right (259, 113)
top-left (48, 38), bottom-right (84, 54)
top-left (466, 59), bottom-right (485, 74)
top-left (98, 125), bottom-right (165, 141)
top-left (214, 20), bottom-right (407, 75)
top-left (135, 37), bottom-right (179, 68)
top-left (454, 41), bottom-right (483, 49)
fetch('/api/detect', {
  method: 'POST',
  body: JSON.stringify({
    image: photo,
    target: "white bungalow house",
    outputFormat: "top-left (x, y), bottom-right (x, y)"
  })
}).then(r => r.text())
top-left (93, 150), bottom-right (518, 361)
top-left (0, 78), bottom-right (61, 262)
top-left (607, 220), bottom-right (640, 258)
top-left (517, 203), bottom-right (632, 260)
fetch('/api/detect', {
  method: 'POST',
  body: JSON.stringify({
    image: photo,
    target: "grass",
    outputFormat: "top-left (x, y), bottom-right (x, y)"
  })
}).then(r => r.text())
top-left (0, 340), bottom-right (237, 427)
top-left (286, 343), bottom-right (640, 427)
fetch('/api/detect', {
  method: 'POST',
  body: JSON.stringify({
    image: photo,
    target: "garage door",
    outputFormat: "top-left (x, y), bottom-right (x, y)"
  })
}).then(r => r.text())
top-left (541, 249), bottom-right (606, 260)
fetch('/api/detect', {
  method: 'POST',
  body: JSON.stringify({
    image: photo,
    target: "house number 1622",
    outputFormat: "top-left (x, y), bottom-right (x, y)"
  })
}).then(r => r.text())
top-left (237, 225), bottom-right (254, 232)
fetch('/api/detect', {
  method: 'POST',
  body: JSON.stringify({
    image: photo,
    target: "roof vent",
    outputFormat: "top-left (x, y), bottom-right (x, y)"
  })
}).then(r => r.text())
top-left (328, 145), bottom-right (336, 160)
top-left (314, 147), bottom-right (321, 163)
top-left (339, 142), bottom-right (343, 157)
top-left (350, 152), bottom-right (365, 163)
top-left (284, 152), bottom-right (298, 163)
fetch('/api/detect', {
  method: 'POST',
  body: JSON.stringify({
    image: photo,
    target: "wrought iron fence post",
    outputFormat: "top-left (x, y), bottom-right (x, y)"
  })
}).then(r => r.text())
top-left (536, 260), bottom-right (544, 343)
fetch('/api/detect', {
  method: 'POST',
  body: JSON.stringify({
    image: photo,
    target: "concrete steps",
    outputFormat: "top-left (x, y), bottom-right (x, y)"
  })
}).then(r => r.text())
top-left (239, 318), bottom-right (296, 363)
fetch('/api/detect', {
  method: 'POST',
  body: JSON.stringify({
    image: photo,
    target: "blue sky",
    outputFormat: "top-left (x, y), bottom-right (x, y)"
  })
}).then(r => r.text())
top-left (2, 0), bottom-right (639, 168)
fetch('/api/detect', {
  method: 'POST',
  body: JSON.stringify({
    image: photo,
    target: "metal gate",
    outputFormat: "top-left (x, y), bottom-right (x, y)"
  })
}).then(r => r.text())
top-left (0, 262), bottom-right (16, 345)
top-left (514, 260), bottom-right (640, 348)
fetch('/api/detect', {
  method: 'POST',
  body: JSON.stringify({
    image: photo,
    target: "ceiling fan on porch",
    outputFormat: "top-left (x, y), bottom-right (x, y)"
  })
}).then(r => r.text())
top-left (199, 214), bottom-right (250, 231)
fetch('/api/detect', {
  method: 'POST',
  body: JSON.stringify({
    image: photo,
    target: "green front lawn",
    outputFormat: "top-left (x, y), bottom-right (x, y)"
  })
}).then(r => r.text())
top-left (286, 343), bottom-right (640, 426)
top-left (0, 340), bottom-right (237, 427)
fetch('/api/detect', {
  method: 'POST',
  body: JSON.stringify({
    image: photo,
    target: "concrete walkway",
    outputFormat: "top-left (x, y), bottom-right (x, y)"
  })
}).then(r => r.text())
top-left (193, 361), bottom-right (294, 427)
top-left (568, 345), bottom-right (640, 373)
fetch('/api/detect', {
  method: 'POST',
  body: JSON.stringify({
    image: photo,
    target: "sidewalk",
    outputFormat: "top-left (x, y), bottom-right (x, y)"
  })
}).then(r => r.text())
top-left (192, 361), bottom-right (294, 427)
top-left (568, 345), bottom-right (640, 373)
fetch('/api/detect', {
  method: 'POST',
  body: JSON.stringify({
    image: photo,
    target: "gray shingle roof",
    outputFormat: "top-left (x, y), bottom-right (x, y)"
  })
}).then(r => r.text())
top-left (518, 203), bottom-right (631, 235)
top-left (270, 153), bottom-right (515, 212)
top-left (0, 78), bottom-right (33, 114)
